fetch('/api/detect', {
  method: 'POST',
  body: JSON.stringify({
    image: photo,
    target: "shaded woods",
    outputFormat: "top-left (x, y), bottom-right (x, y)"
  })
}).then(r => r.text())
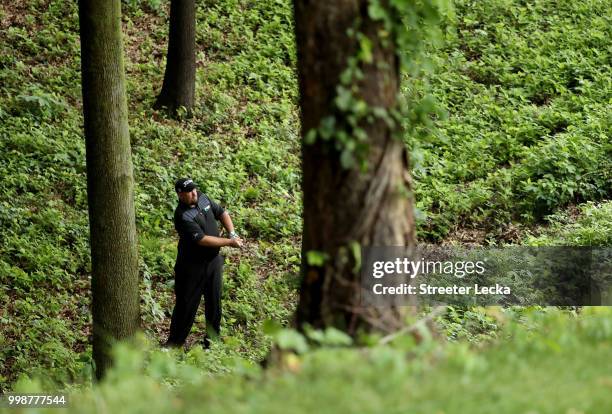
top-left (0, 0), bottom-right (610, 412)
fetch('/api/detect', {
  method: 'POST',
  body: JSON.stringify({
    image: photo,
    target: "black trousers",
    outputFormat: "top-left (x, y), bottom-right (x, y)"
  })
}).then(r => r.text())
top-left (167, 255), bottom-right (223, 345)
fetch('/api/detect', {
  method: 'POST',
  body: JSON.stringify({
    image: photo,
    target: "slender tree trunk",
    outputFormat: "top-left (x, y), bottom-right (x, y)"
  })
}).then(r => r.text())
top-left (154, 0), bottom-right (196, 116)
top-left (294, 0), bottom-right (416, 336)
top-left (78, 0), bottom-right (140, 380)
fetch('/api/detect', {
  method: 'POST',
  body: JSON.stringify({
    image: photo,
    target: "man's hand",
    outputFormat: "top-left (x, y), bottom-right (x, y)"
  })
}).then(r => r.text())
top-left (229, 237), bottom-right (244, 248)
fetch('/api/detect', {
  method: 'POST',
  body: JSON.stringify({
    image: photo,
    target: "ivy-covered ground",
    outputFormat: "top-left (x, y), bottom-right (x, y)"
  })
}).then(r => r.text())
top-left (409, 0), bottom-right (611, 242)
top-left (0, 0), bottom-right (610, 404)
top-left (1, 0), bottom-right (301, 387)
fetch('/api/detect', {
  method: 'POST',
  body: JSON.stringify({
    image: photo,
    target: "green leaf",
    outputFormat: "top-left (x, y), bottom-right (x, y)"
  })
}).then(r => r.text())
top-left (319, 116), bottom-right (336, 140)
top-left (306, 250), bottom-right (329, 267)
top-left (322, 327), bottom-right (353, 346)
top-left (335, 86), bottom-right (353, 111)
top-left (348, 240), bottom-right (361, 274)
top-left (358, 35), bottom-right (373, 63)
top-left (275, 329), bottom-right (309, 354)
top-left (340, 149), bottom-right (356, 169)
top-left (304, 128), bottom-right (317, 145)
top-left (368, 1), bottom-right (387, 21)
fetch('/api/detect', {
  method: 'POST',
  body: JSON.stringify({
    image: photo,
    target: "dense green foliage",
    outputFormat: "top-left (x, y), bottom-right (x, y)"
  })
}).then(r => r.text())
top-left (1, 0), bottom-right (300, 388)
top-left (9, 308), bottom-right (612, 413)
top-left (0, 0), bottom-right (610, 403)
top-left (410, 0), bottom-right (612, 241)
top-left (525, 201), bottom-right (612, 246)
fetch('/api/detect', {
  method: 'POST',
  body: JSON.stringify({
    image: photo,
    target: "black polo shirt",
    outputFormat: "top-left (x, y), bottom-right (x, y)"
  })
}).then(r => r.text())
top-left (174, 191), bottom-right (225, 265)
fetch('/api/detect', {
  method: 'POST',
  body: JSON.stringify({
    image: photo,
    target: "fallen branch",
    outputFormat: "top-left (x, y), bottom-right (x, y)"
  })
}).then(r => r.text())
top-left (378, 306), bottom-right (448, 346)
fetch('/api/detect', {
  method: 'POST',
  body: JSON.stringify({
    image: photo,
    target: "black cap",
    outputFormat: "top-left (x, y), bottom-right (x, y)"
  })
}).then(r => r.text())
top-left (175, 178), bottom-right (196, 193)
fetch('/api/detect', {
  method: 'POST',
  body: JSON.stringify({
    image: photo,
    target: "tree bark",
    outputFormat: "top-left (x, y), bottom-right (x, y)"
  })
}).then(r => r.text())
top-left (78, 0), bottom-right (140, 380)
top-left (154, 0), bottom-right (196, 116)
top-left (294, 0), bottom-right (416, 336)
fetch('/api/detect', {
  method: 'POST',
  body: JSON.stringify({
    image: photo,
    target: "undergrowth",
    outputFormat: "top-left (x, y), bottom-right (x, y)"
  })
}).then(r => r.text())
top-left (0, 0), bottom-right (610, 391)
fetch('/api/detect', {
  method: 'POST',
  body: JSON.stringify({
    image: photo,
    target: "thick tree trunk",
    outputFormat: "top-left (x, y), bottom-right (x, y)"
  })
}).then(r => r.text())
top-left (154, 0), bottom-right (196, 116)
top-left (294, 0), bottom-right (416, 336)
top-left (78, 0), bottom-right (140, 380)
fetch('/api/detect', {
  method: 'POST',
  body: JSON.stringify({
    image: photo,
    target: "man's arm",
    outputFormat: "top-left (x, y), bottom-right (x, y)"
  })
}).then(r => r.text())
top-left (207, 196), bottom-right (242, 247)
top-left (196, 234), bottom-right (241, 248)
top-left (217, 211), bottom-right (243, 247)
top-left (219, 211), bottom-right (235, 235)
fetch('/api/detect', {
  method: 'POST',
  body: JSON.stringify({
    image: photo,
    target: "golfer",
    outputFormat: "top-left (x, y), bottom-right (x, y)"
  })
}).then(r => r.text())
top-left (165, 178), bottom-right (243, 348)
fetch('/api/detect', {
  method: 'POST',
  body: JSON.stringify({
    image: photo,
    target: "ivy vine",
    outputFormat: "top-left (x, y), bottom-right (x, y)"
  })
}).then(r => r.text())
top-left (304, 0), bottom-right (449, 170)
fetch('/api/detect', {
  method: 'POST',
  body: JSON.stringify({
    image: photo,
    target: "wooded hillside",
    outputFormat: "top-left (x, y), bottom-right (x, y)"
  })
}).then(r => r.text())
top-left (0, 0), bottom-right (610, 410)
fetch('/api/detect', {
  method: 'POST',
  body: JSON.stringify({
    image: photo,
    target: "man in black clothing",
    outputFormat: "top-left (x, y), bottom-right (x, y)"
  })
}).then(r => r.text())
top-left (165, 178), bottom-right (243, 348)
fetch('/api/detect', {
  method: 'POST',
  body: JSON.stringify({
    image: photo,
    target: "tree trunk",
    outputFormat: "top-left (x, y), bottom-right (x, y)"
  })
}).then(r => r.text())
top-left (78, 0), bottom-right (140, 380)
top-left (294, 0), bottom-right (416, 336)
top-left (154, 0), bottom-right (196, 116)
